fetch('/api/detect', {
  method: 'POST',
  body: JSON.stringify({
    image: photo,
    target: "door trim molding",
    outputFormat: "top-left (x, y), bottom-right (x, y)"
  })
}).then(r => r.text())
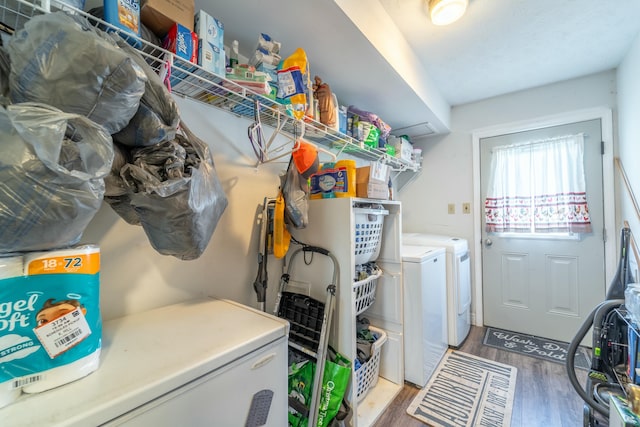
top-left (471, 107), bottom-right (615, 327)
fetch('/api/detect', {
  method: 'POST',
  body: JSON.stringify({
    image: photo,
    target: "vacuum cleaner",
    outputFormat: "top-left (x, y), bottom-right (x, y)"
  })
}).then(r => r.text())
top-left (567, 227), bottom-right (634, 426)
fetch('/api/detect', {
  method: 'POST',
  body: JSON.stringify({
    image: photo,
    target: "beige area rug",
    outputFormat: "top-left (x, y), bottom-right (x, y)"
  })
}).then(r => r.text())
top-left (406, 350), bottom-right (517, 427)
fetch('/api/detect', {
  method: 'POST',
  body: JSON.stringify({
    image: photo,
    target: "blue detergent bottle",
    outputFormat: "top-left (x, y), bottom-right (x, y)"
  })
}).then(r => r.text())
top-left (103, 0), bottom-right (141, 47)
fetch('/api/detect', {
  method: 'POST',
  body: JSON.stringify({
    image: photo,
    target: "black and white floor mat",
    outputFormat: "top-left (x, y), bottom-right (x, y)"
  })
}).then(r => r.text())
top-left (407, 350), bottom-right (517, 427)
top-left (483, 327), bottom-right (591, 370)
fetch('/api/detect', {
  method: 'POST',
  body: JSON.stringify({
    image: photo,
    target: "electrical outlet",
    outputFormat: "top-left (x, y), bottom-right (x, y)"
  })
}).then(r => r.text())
top-left (462, 202), bottom-right (471, 214)
top-left (448, 203), bottom-right (455, 214)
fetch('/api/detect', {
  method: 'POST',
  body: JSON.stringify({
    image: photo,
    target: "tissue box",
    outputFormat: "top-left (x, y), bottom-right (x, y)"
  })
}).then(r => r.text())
top-left (141, 0), bottom-right (194, 37)
top-left (163, 23), bottom-right (198, 64)
top-left (195, 10), bottom-right (225, 77)
top-left (356, 162), bottom-right (390, 200)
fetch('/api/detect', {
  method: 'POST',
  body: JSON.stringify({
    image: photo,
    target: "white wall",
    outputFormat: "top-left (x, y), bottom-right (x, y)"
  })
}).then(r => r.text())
top-left (617, 30), bottom-right (640, 279)
top-left (398, 70), bottom-right (617, 323)
top-left (84, 67), bottom-right (624, 323)
top-left (82, 97), bottom-right (289, 321)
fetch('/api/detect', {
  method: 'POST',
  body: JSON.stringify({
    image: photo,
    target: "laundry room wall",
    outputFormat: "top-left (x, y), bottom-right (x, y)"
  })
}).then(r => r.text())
top-left (81, 97), bottom-right (291, 321)
top-left (616, 29), bottom-right (640, 280)
top-left (398, 69), bottom-right (618, 324)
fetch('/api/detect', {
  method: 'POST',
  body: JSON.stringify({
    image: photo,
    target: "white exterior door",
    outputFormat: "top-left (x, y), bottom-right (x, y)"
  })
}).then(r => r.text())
top-left (480, 119), bottom-right (606, 342)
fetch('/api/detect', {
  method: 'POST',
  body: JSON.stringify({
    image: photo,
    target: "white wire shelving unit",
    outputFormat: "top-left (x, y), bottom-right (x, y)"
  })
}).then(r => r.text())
top-left (0, 0), bottom-right (421, 172)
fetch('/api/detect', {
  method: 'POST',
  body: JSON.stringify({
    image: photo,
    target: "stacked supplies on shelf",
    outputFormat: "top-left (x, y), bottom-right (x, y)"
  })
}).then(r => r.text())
top-left (0, 246), bottom-right (102, 408)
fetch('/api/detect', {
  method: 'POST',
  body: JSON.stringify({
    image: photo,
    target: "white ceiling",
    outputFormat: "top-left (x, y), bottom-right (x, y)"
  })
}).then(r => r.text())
top-left (379, 0), bottom-right (640, 106)
top-left (200, 0), bottom-right (640, 134)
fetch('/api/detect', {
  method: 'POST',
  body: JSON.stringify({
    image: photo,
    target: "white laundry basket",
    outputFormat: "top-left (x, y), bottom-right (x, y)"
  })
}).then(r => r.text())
top-left (355, 326), bottom-right (387, 401)
top-left (353, 208), bottom-right (388, 265)
top-left (353, 266), bottom-right (382, 315)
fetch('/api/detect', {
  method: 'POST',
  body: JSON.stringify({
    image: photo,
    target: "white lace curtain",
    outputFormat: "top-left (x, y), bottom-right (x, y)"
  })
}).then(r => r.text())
top-left (484, 134), bottom-right (592, 234)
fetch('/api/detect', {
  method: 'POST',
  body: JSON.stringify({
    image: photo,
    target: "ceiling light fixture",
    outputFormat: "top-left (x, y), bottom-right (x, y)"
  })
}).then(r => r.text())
top-left (429, 0), bottom-right (468, 26)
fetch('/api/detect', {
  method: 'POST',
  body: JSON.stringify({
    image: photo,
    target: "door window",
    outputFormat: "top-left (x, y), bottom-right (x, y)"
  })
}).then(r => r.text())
top-left (484, 134), bottom-right (592, 237)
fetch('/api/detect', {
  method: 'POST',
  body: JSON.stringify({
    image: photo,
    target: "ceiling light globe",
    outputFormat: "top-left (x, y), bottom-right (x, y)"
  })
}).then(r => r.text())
top-left (429, 0), bottom-right (468, 26)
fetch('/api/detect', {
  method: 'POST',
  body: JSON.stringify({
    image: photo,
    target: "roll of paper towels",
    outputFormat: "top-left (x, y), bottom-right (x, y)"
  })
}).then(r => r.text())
top-left (22, 349), bottom-right (101, 394)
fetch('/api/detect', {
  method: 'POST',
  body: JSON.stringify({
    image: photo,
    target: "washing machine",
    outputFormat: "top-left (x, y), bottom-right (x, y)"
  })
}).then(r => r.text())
top-left (402, 245), bottom-right (448, 387)
top-left (403, 233), bottom-right (471, 347)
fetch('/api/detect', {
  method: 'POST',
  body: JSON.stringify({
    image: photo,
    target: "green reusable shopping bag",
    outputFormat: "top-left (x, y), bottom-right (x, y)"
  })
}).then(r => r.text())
top-left (287, 349), bottom-right (351, 427)
top-left (317, 350), bottom-right (351, 427)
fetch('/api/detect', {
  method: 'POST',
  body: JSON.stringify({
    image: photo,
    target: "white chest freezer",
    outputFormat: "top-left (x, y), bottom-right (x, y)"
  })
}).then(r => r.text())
top-left (1, 298), bottom-right (289, 427)
top-left (402, 245), bottom-right (448, 387)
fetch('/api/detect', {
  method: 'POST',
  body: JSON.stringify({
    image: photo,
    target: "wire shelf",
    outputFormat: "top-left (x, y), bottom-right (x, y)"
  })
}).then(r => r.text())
top-left (0, 0), bottom-right (421, 172)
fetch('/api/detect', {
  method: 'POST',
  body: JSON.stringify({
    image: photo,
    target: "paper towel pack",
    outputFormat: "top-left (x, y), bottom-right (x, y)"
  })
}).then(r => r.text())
top-left (0, 246), bottom-right (102, 406)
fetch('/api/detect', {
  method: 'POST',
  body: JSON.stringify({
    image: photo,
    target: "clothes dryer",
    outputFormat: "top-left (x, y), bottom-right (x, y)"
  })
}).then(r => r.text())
top-left (403, 233), bottom-right (471, 347)
top-left (402, 245), bottom-right (448, 387)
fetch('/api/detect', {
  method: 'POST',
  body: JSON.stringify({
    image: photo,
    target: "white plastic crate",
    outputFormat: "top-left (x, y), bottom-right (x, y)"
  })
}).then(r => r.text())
top-left (354, 208), bottom-right (389, 265)
top-left (353, 266), bottom-right (382, 315)
top-left (355, 326), bottom-right (387, 401)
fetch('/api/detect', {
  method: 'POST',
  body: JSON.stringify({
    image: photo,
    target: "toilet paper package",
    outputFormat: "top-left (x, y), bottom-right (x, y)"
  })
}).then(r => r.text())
top-left (0, 246), bottom-right (101, 401)
top-left (0, 256), bottom-right (24, 408)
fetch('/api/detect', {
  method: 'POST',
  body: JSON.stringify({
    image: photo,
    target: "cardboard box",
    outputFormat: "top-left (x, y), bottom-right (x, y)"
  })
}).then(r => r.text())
top-left (195, 10), bottom-right (225, 77)
top-left (356, 164), bottom-right (390, 200)
top-left (141, 0), bottom-right (194, 37)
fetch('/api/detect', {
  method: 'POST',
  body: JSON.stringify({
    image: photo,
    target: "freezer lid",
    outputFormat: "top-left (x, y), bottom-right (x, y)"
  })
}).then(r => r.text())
top-left (403, 233), bottom-right (468, 253)
top-left (401, 244), bottom-right (446, 262)
top-left (1, 298), bottom-right (289, 427)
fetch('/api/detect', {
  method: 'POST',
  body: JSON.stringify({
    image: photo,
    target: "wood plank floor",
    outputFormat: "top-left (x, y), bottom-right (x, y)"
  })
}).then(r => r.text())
top-left (372, 326), bottom-right (591, 426)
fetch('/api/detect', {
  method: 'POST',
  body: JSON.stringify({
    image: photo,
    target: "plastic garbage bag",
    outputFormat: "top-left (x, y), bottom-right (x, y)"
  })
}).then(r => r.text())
top-left (0, 47), bottom-right (9, 101)
top-left (110, 35), bottom-right (180, 147)
top-left (104, 142), bottom-right (140, 225)
top-left (281, 158), bottom-right (309, 229)
top-left (87, 6), bottom-right (164, 71)
top-left (7, 12), bottom-right (146, 135)
top-left (0, 103), bottom-right (113, 253)
top-left (113, 122), bottom-right (228, 260)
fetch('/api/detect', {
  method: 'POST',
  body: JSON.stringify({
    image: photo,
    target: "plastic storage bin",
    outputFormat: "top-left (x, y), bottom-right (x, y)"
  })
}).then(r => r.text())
top-left (354, 208), bottom-right (388, 265)
top-left (353, 266), bottom-right (382, 315)
top-left (355, 326), bottom-right (387, 401)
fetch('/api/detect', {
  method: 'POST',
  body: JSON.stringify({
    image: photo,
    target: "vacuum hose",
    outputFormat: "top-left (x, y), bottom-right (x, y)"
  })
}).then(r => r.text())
top-left (566, 299), bottom-right (624, 417)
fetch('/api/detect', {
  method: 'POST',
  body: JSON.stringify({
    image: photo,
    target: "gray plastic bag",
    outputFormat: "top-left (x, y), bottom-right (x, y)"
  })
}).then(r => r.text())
top-left (115, 122), bottom-right (228, 260)
top-left (0, 47), bottom-right (9, 101)
top-left (111, 36), bottom-right (180, 147)
top-left (7, 12), bottom-right (146, 135)
top-left (0, 103), bottom-right (114, 253)
top-left (104, 142), bottom-right (141, 225)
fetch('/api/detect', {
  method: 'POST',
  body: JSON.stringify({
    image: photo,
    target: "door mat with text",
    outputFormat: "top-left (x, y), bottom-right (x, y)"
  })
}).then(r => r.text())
top-left (407, 350), bottom-right (517, 427)
top-left (483, 327), bottom-right (591, 370)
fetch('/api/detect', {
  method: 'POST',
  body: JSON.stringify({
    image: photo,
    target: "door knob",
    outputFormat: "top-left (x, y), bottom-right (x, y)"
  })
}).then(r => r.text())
top-left (485, 238), bottom-right (493, 247)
